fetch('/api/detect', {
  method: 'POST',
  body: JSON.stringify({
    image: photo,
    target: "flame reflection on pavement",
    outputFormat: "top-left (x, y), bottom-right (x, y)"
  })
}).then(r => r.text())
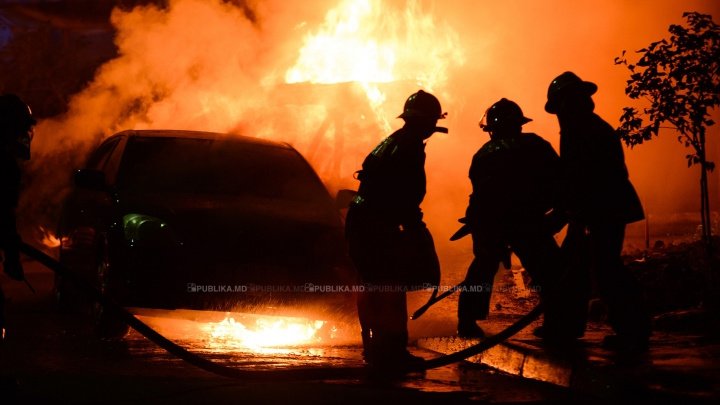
top-left (133, 309), bottom-right (359, 356)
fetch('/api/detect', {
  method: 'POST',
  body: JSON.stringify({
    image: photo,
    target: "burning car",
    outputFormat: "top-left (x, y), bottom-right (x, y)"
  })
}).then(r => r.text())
top-left (55, 130), bottom-right (356, 325)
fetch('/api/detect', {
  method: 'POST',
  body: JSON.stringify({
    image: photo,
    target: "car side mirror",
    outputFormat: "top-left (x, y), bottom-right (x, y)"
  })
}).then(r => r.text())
top-left (74, 169), bottom-right (107, 191)
top-left (335, 189), bottom-right (357, 210)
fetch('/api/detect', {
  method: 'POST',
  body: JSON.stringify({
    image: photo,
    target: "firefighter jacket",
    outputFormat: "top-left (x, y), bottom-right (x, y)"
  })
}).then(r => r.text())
top-left (558, 113), bottom-right (644, 226)
top-left (352, 126), bottom-right (426, 227)
top-left (0, 152), bottom-right (21, 264)
top-left (465, 132), bottom-right (561, 240)
top-left (346, 126), bottom-right (440, 287)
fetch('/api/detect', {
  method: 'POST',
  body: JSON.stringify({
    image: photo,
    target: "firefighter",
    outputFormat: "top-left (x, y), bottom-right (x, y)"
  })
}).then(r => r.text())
top-left (345, 90), bottom-right (444, 368)
top-left (545, 71), bottom-right (651, 351)
top-left (0, 94), bottom-right (35, 342)
top-left (456, 98), bottom-right (567, 340)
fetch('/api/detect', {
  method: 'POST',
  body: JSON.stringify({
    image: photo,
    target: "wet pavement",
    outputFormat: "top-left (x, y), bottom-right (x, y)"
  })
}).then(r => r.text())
top-left (1, 253), bottom-right (718, 403)
top-left (1, 259), bottom-right (570, 404)
top-left (419, 318), bottom-right (720, 401)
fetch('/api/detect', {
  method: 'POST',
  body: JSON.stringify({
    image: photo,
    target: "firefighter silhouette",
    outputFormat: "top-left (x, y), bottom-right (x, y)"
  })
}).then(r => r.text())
top-left (0, 94), bottom-right (36, 342)
top-left (545, 72), bottom-right (651, 351)
top-left (455, 98), bottom-right (568, 339)
top-left (345, 90), bottom-right (444, 368)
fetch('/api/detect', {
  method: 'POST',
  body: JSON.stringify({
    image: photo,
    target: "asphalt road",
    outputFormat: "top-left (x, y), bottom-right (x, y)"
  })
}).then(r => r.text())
top-left (0, 258), bottom-right (584, 404)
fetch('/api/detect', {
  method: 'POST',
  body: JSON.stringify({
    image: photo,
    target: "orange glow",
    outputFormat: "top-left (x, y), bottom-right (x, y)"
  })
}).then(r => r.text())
top-left (39, 226), bottom-right (60, 248)
top-left (203, 314), bottom-right (331, 351)
top-left (285, 0), bottom-right (396, 85)
top-left (23, 1), bottom-right (720, 282)
top-left (285, 0), bottom-right (464, 132)
top-left (134, 310), bottom-right (351, 354)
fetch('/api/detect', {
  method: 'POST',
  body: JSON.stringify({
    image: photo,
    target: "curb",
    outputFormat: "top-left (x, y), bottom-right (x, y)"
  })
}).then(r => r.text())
top-left (417, 335), bottom-right (574, 387)
top-left (417, 326), bottom-right (720, 400)
top-left (416, 332), bottom-right (649, 399)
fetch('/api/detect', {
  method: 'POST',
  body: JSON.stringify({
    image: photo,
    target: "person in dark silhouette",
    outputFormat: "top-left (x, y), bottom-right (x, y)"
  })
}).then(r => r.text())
top-left (456, 98), bottom-right (568, 339)
top-left (0, 94), bottom-right (35, 341)
top-left (544, 72), bottom-right (651, 352)
top-left (0, 94), bottom-right (35, 392)
top-left (345, 90), bottom-right (444, 368)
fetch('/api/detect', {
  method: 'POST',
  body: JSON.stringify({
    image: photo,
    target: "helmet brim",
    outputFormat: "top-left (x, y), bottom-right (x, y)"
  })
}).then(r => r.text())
top-left (481, 116), bottom-right (533, 132)
top-left (397, 111), bottom-right (446, 120)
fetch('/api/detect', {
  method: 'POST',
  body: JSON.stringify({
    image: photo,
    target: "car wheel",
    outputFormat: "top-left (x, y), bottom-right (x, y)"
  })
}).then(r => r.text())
top-left (93, 236), bottom-right (129, 339)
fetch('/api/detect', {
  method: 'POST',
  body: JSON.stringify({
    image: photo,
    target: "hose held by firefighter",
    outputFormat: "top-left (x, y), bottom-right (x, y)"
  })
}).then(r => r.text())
top-left (455, 98), bottom-right (570, 341)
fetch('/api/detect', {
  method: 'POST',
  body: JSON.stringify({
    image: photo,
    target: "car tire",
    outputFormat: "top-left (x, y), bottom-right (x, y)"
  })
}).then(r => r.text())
top-left (93, 236), bottom-right (129, 339)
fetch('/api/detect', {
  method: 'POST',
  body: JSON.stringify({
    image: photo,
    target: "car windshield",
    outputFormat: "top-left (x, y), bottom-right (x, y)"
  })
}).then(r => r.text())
top-left (117, 136), bottom-right (329, 203)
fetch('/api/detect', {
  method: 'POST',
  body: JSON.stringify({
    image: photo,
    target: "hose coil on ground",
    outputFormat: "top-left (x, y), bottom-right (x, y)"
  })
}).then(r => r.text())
top-left (20, 242), bottom-right (542, 379)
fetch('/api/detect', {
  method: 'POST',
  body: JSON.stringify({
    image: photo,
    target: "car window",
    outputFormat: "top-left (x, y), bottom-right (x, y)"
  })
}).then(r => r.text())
top-left (117, 137), bottom-right (330, 203)
top-left (86, 137), bottom-right (121, 171)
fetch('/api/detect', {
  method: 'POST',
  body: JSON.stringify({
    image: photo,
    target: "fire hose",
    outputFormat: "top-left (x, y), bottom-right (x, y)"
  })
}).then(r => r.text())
top-left (19, 241), bottom-right (542, 378)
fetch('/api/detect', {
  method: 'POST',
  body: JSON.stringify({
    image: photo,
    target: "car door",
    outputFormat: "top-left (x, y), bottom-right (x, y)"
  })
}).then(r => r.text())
top-left (58, 135), bottom-right (126, 280)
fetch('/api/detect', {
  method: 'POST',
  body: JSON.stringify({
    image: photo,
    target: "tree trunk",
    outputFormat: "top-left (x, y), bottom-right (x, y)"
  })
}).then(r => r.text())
top-left (698, 131), bottom-right (713, 252)
top-left (701, 166), bottom-right (711, 243)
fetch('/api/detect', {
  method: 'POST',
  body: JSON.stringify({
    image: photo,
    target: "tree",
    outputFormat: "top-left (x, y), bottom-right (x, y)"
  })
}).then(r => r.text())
top-left (615, 12), bottom-right (720, 249)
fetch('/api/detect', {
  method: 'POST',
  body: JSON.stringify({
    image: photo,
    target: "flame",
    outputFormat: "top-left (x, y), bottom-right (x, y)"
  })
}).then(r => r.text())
top-left (285, 0), bottom-right (465, 132)
top-left (285, 0), bottom-right (396, 85)
top-left (203, 314), bottom-right (331, 351)
top-left (25, 0), bottom-right (468, 221)
top-left (39, 226), bottom-right (60, 248)
top-left (134, 309), bottom-right (354, 355)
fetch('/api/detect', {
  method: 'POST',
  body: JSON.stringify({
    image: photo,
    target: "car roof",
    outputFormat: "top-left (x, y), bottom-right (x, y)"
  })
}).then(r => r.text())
top-left (112, 129), bottom-right (293, 150)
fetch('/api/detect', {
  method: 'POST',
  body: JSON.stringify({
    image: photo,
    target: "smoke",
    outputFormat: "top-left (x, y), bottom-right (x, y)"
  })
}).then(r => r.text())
top-left (32, 0), bottom-right (318, 144)
top-left (22, 0), bottom-right (334, 228)
top-left (22, 0), bottom-right (468, 235)
top-left (20, 0), bottom-right (720, 262)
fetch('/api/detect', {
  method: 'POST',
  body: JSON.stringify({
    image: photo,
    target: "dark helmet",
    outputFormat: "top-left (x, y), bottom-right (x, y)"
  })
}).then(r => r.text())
top-left (479, 98), bottom-right (532, 133)
top-left (0, 94), bottom-right (36, 133)
top-left (0, 93), bottom-right (36, 159)
top-left (544, 71), bottom-right (597, 114)
top-left (398, 90), bottom-right (446, 120)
